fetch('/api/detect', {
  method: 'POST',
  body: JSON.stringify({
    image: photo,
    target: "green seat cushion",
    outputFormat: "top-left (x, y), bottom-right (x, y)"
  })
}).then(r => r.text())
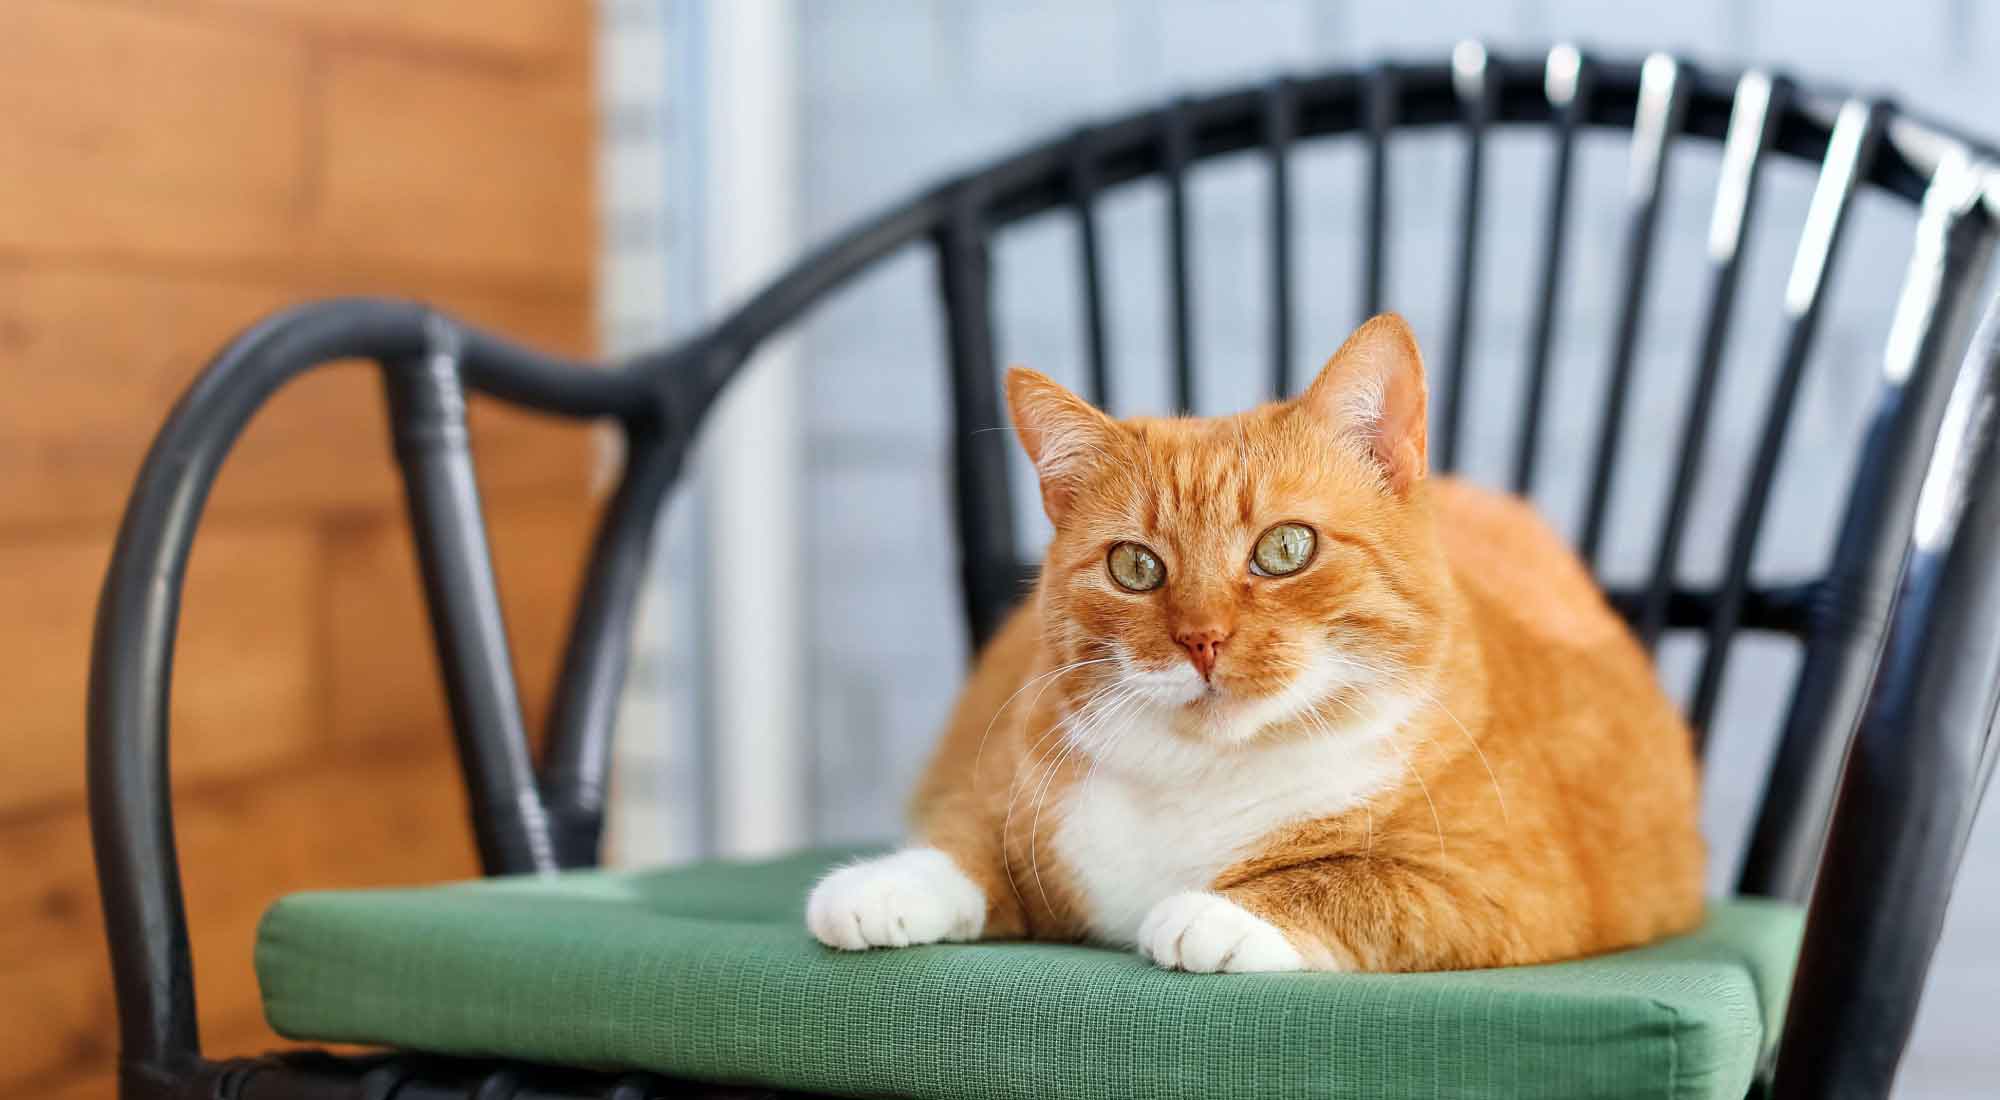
top-left (257, 848), bottom-right (1803, 1100)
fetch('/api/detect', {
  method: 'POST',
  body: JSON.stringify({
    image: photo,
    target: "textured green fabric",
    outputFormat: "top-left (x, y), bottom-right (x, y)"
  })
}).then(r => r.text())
top-left (257, 848), bottom-right (1802, 1100)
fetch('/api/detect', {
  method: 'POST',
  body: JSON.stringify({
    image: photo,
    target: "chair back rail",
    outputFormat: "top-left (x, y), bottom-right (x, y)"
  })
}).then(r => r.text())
top-left (1739, 153), bottom-right (1999, 902)
top-left (1774, 293), bottom-right (2000, 1100)
top-left (1575, 55), bottom-right (1689, 564)
top-left (1637, 71), bottom-right (1786, 651)
top-left (85, 47), bottom-right (2000, 1099)
top-left (1514, 47), bottom-right (1590, 497)
top-left (384, 318), bottom-right (560, 876)
top-left (1435, 46), bottom-right (1494, 475)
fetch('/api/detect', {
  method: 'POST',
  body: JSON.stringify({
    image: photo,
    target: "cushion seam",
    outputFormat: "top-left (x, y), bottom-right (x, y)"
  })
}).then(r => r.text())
top-left (1651, 996), bottom-right (1683, 1100)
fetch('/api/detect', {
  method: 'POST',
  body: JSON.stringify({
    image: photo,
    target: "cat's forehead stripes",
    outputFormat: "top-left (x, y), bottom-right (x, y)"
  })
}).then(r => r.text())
top-left (1233, 419), bottom-right (1259, 525)
top-left (1126, 416), bottom-right (1263, 542)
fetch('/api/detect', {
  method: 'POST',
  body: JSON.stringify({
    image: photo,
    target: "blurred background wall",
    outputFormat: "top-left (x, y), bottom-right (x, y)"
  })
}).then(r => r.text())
top-left (1, 3), bottom-right (594, 1096)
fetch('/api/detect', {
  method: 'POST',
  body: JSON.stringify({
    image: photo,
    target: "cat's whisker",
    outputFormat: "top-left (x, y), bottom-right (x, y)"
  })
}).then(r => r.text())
top-left (1008, 673), bottom-right (1128, 800)
top-left (1400, 688), bottom-right (1507, 825)
top-left (1001, 692), bottom-right (1107, 915)
top-left (1001, 672), bottom-right (1144, 913)
top-left (1024, 732), bottom-right (1104, 924)
top-left (1024, 737), bottom-right (1082, 916)
top-left (1046, 677), bottom-right (1137, 758)
top-left (1305, 707), bottom-right (1380, 858)
top-left (1298, 694), bottom-right (1434, 861)
top-left (1331, 656), bottom-right (1509, 827)
top-left (1381, 724), bottom-right (1447, 863)
top-left (998, 750), bottom-right (1046, 913)
top-left (1078, 726), bottom-right (1119, 803)
top-left (1043, 690), bottom-right (1133, 794)
top-left (974, 656), bottom-right (1120, 788)
top-left (1023, 678), bottom-right (1147, 917)
top-left (1061, 673), bottom-right (1144, 739)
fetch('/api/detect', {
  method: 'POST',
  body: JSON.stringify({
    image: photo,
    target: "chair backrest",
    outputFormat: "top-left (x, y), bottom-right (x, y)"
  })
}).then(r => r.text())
top-left (928, 49), bottom-right (2000, 904)
top-left (87, 46), bottom-right (2000, 1100)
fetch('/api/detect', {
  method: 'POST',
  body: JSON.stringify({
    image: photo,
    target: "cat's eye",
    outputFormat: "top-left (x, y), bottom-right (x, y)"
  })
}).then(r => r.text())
top-left (1251, 523), bottom-right (1317, 577)
top-left (1107, 542), bottom-right (1165, 592)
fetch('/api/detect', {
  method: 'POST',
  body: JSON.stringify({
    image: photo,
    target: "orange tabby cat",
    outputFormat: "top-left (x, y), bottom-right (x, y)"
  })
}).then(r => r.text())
top-left (806, 314), bottom-right (1704, 973)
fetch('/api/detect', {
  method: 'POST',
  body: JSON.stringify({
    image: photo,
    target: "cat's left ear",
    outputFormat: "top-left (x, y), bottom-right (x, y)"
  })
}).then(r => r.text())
top-left (1300, 313), bottom-right (1429, 496)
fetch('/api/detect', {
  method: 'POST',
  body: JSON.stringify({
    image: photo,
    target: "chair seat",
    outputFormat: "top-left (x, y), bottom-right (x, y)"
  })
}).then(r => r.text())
top-left (256, 848), bottom-right (1803, 1100)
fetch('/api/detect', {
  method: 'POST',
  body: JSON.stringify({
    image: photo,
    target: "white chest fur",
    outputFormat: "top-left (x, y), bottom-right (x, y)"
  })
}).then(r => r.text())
top-left (1050, 726), bottom-right (1404, 945)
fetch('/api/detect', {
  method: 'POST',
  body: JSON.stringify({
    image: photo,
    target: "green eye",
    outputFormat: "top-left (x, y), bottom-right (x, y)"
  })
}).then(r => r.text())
top-left (1252, 523), bottom-right (1317, 577)
top-left (1107, 542), bottom-right (1165, 592)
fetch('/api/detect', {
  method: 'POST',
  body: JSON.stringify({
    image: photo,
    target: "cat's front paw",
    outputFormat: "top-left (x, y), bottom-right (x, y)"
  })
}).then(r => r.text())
top-left (1138, 892), bottom-right (1305, 973)
top-left (807, 847), bottom-right (986, 950)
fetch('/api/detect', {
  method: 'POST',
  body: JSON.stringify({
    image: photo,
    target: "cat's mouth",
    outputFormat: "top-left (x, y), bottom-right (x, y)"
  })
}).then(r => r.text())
top-left (1179, 679), bottom-right (1281, 722)
top-left (1186, 681), bottom-right (1227, 706)
top-left (1105, 651), bottom-right (1300, 723)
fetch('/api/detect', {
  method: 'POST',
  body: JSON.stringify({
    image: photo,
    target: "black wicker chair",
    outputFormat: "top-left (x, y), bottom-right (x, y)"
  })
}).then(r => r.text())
top-left (90, 46), bottom-right (2000, 1100)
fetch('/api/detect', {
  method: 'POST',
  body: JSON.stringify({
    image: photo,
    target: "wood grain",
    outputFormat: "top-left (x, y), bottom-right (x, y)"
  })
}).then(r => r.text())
top-left (190, 0), bottom-right (589, 63)
top-left (3, 0), bottom-right (597, 1094)
top-left (0, 524), bottom-right (320, 819)
top-left (309, 49), bottom-right (594, 287)
top-left (0, 264), bottom-right (594, 530)
top-left (0, 1), bottom-right (595, 288)
top-left (0, 1), bottom-right (310, 266)
top-left (1, 745), bottom-right (478, 1095)
top-left (325, 500), bottom-right (598, 751)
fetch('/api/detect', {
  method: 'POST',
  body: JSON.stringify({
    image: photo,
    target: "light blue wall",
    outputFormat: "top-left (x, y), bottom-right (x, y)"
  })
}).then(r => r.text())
top-left (784, 3), bottom-right (1999, 1094)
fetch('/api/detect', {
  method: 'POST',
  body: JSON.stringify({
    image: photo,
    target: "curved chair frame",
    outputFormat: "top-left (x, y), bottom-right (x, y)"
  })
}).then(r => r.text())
top-left (88, 48), bottom-right (2000, 1100)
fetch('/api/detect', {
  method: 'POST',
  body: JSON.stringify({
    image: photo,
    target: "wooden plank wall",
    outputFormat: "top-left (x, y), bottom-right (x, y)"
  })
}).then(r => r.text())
top-left (0, 3), bottom-right (600, 1096)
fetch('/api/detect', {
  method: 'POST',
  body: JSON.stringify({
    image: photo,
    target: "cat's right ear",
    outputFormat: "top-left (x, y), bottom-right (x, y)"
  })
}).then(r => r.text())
top-left (1005, 367), bottom-right (1119, 525)
top-left (1300, 313), bottom-right (1429, 496)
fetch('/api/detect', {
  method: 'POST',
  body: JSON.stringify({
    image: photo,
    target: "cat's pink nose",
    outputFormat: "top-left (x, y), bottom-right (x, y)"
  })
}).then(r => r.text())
top-left (1175, 625), bottom-right (1231, 679)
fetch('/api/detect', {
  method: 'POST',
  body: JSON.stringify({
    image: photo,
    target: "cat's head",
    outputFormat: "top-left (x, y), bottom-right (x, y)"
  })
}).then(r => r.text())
top-left (1007, 314), bottom-right (1447, 765)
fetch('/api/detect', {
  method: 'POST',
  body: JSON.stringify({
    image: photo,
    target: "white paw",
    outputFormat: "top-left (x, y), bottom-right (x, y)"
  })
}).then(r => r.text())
top-left (1137, 892), bottom-right (1305, 973)
top-left (806, 847), bottom-right (986, 951)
